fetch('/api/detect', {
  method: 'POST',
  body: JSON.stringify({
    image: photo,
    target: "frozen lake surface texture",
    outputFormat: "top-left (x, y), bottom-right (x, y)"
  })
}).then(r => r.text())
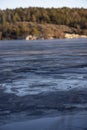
top-left (0, 39), bottom-right (87, 96)
top-left (0, 39), bottom-right (87, 129)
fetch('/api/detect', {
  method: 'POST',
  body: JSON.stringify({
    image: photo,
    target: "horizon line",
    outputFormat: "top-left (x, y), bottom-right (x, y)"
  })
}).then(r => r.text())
top-left (0, 6), bottom-right (87, 10)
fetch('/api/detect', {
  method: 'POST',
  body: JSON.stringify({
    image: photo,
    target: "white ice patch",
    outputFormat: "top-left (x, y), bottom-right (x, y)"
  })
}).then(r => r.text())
top-left (1, 74), bottom-right (87, 96)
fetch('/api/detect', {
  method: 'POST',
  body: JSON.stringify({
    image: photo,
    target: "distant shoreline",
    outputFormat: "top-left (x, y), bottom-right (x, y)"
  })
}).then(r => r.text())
top-left (25, 33), bottom-right (87, 40)
top-left (0, 7), bottom-right (87, 40)
top-left (0, 34), bottom-right (87, 41)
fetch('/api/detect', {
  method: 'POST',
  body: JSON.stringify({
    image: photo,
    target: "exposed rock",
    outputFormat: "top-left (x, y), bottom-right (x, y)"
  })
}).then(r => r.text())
top-left (26, 35), bottom-right (37, 40)
top-left (65, 33), bottom-right (87, 39)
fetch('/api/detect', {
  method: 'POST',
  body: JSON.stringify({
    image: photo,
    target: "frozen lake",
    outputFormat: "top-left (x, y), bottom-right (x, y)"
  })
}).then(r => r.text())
top-left (0, 39), bottom-right (87, 129)
top-left (0, 39), bottom-right (87, 96)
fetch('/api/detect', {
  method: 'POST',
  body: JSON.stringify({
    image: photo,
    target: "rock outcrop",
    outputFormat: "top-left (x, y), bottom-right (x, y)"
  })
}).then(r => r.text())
top-left (65, 33), bottom-right (87, 39)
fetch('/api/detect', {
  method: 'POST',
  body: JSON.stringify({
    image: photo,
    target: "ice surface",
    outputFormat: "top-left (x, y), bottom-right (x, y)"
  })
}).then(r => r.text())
top-left (0, 111), bottom-right (87, 130)
top-left (0, 39), bottom-right (87, 96)
top-left (1, 73), bottom-right (87, 96)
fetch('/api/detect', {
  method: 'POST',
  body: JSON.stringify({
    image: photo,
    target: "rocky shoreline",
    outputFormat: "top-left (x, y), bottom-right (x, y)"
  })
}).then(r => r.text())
top-left (1, 22), bottom-right (87, 40)
top-left (25, 33), bottom-right (87, 40)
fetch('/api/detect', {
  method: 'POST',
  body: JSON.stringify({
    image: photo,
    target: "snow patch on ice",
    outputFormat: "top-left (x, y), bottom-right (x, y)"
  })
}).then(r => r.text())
top-left (1, 74), bottom-right (87, 96)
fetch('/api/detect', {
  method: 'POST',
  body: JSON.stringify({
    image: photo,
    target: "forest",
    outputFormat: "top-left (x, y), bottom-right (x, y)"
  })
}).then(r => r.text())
top-left (0, 7), bottom-right (87, 39)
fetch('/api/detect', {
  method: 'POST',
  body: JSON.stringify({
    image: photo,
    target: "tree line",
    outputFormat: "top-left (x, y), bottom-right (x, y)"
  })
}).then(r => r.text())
top-left (0, 7), bottom-right (87, 39)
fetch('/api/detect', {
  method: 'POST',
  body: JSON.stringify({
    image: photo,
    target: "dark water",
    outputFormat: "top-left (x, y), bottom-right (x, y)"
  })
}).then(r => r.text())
top-left (0, 39), bottom-right (87, 96)
top-left (0, 39), bottom-right (87, 129)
